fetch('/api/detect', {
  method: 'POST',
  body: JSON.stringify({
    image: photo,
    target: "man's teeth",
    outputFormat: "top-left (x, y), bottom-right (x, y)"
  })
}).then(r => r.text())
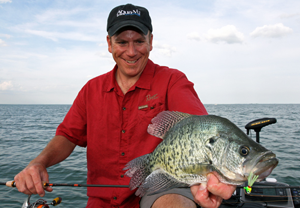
top-left (126, 60), bottom-right (137, 64)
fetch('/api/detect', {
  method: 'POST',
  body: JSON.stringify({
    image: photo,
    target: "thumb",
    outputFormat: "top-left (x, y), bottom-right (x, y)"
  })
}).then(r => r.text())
top-left (41, 171), bottom-right (53, 192)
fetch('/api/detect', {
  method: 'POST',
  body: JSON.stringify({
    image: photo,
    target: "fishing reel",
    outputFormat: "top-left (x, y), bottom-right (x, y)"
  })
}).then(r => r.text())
top-left (22, 195), bottom-right (62, 208)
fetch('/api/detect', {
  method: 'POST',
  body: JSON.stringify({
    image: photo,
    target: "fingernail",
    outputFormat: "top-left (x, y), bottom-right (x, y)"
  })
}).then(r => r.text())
top-left (199, 182), bottom-right (207, 191)
top-left (207, 174), bottom-right (211, 181)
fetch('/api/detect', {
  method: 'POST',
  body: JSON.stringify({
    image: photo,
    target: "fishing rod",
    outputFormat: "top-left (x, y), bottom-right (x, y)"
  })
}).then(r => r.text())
top-left (2, 181), bottom-right (299, 206)
top-left (1, 181), bottom-right (130, 188)
top-left (1, 180), bottom-right (300, 189)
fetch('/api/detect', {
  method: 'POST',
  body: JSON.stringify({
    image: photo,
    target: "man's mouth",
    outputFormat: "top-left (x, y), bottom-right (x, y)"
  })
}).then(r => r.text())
top-left (126, 59), bottom-right (138, 64)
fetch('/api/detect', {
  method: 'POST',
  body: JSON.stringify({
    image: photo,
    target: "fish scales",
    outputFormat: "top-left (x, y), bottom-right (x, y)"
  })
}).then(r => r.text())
top-left (124, 111), bottom-right (278, 197)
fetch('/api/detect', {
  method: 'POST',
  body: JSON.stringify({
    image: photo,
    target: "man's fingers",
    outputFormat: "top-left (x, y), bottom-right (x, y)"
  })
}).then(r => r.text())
top-left (191, 173), bottom-right (234, 208)
top-left (207, 173), bottom-right (236, 200)
top-left (31, 170), bottom-right (46, 197)
top-left (41, 172), bottom-right (53, 193)
top-left (14, 163), bottom-right (52, 197)
top-left (191, 182), bottom-right (221, 208)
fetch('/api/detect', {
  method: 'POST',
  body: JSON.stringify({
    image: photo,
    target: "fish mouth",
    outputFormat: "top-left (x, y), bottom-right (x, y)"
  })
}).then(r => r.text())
top-left (245, 151), bottom-right (278, 181)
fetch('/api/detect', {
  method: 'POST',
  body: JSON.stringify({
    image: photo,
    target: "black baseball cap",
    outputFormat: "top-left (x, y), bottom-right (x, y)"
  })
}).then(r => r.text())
top-left (107, 4), bottom-right (152, 36)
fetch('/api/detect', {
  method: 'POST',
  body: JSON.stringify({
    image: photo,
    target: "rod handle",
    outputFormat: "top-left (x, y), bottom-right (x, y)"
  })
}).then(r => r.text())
top-left (6, 180), bottom-right (16, 187)
top-left (5, 180), bottom-right (49, 188)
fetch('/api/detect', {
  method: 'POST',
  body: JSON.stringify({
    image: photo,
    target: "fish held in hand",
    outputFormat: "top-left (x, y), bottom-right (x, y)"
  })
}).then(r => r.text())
top-left (124, 111), bottom-right (278, 197)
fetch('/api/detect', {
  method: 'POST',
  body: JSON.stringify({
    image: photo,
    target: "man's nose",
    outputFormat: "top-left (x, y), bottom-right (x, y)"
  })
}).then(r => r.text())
top-left (126, 43), bottom-right (137, 56)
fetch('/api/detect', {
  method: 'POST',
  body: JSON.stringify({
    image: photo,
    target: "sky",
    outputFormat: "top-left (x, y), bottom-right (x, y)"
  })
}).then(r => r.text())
top-left (0, 0), bottom-right (299, 104)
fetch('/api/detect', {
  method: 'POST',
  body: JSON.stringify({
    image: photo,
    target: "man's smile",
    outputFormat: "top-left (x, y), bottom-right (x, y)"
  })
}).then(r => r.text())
top-left (125, 59), bottom-right (139, 64)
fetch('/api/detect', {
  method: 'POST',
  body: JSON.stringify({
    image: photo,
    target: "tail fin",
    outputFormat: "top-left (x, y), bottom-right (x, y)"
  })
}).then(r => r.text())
top-left (123, 154), bottom-right (151, 191)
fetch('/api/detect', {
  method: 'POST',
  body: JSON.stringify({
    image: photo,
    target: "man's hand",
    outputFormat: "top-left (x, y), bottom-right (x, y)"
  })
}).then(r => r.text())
top-left (14, 135), bottom-right (76, 197)
top-left (190, 173), bottom-right (236, 208)
top-left (14, 162), bottom-right (53, 197)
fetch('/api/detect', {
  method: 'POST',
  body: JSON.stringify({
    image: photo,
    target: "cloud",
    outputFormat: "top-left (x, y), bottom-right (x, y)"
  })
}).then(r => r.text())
top-left (250, 23), bottom-right (293, 38)
top-left (0, 34), bottom-right (11, 38)
top-left (25, 29), bottom-right (100, 42)
top-left (0, 81), bottom-right (13, 90)
top-left (187, 32), bottom-right (201, 41)
top-left (153, 41), bottom-right (176, 56)
top-left (96, 52), bottom-right (111, 58)
top-left (280, 13), bottom-right (300, 19)
top-left (205, 25), bottom-right (245, 44)
top-left (0, 39), bottom-right (7, 46)
top-left (0, 0), bottom-right (12, 3)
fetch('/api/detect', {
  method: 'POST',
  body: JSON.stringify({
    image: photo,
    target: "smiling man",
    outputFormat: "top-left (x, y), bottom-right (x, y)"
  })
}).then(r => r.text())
top-left (14, 4), bottom-right (235, 208)
top-left (107, 28), bottom-right (153, 94)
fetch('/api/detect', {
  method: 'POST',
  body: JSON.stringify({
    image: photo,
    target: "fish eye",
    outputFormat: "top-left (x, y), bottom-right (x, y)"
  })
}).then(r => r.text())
top-left (239, 145), bottom-right (250, 156)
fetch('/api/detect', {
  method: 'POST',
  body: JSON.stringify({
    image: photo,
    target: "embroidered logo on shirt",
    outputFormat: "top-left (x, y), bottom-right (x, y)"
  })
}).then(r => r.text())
top-left (146, 94), bottom-right (158, 101)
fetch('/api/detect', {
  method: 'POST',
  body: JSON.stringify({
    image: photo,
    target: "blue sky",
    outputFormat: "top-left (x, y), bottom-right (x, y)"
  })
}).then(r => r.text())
top-left (0, 0), bottom-right (299, 104)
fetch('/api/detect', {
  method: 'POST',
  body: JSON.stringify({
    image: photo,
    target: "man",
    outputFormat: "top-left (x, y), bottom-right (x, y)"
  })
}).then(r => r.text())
top-left (14, 4), bottom-right (235, 208)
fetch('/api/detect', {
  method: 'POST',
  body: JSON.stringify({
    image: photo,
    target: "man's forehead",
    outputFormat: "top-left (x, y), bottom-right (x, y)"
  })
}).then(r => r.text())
top-left (113, 30), bottom-right (148, 40)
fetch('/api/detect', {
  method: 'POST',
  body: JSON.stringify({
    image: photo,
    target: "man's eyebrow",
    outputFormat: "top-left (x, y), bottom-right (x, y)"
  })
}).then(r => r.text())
top-left (114, 36), bottom-right (125, 42)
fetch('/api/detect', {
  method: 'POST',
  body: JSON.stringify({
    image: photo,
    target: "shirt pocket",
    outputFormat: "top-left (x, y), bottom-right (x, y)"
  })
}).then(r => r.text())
top-left (137, 101), bottom-right (165, 122)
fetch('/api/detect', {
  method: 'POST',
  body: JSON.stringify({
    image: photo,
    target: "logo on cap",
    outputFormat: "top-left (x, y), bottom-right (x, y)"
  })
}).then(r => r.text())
top-left (117, 9), bottom-right (141, 17)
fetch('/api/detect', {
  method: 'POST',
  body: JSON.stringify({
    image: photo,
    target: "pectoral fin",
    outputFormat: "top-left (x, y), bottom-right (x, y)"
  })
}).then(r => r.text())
top-left (136, 169), bottom-right (187, 197)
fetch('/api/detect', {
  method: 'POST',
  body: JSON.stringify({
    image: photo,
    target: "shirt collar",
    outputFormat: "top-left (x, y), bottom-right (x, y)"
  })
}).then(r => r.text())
top-left (104, 59), bottom-right (155, 92)
top-left (134, 59), bottom-right (154, 90)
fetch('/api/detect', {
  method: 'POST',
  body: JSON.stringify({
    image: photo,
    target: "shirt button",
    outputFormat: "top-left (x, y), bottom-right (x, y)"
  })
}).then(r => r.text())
top-left (122, 130), bottom-right (126, 133)
top-left (113, 196), bottom-right (117, 200)
top-left (121, 152), bottom-right (125, 156)
top-left (121, 174), bottom-right (124, 178)
top-left (123, 107), bottom-right (126, 110)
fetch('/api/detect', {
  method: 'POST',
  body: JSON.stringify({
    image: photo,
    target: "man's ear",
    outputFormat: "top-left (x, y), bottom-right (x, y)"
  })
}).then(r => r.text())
top-left (149, 33), bottom-right (153, 51)
top-left (107, 35), bottom-right (112, 53)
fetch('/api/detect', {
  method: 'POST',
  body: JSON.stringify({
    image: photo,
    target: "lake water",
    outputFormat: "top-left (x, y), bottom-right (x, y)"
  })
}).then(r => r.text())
top-left (0, 104), bottom-right (299, 207)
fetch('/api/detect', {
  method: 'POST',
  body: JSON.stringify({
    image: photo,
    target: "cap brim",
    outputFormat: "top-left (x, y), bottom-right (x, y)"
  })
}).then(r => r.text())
top-left (108, 20), bottom-right (149, 36)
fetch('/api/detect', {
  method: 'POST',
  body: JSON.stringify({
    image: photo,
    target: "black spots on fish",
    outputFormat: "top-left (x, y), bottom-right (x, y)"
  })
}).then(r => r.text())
top-left (149, 164), bottom-right (154, 169)
top-left (184, 141), bottom-right (187, 149)
top-left (239, 145), bottom-right (250, 156)
top-left (185, 155), bottom-right (189, 162)
top-left (161, 146), bottom-right (169, 154)
top-left (189, 149), bottom-right (193, 157)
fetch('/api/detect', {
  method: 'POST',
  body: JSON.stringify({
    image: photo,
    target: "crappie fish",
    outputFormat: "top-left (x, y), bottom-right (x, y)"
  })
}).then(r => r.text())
top-left (124, 111), bottom-right (279, 197)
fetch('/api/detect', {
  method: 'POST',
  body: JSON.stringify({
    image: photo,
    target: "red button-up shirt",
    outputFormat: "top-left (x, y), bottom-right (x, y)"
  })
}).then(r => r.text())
top-left (56, 59), bottom-right (208, 207)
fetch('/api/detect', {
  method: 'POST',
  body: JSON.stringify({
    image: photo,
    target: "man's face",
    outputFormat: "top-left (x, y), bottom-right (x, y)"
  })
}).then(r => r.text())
top-left (107, 29), bottom-right (153, 78)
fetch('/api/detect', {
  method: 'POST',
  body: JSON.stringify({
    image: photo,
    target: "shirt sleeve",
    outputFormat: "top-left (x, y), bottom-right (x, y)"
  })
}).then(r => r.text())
top-left (56, 86), bottom-right (88, 147)
top-left (167, 71), bottom-right (208, 116)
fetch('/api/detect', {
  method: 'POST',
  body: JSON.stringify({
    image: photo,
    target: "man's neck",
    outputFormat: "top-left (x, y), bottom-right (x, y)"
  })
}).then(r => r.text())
top-left (115, 71), bottom-right (141, 94)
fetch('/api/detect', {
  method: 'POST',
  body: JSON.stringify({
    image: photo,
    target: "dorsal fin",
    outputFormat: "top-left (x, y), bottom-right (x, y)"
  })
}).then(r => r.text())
top-left (147, 111), bottom-right (192, 139)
